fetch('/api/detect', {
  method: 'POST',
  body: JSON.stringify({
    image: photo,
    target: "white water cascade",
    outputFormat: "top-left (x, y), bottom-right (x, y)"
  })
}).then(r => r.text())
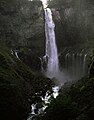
top-left (45, 8), bottom-right (60, 78)
top-left (63, 52), bottom-right (89, 81)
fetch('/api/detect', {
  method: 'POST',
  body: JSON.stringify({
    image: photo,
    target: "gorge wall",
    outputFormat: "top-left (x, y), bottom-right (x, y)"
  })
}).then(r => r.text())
top-left (49, 0), bottom-right (94, 52)
top-left (0, 0), bottom-right (45, 56)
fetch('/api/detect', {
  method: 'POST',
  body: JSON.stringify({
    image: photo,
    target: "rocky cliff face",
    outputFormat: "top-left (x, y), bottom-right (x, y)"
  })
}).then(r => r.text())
top-left (0, 0), bottom-right (45, 56)
top-left (49, 0), bottom-right (94, 53)
top-left (0, 1), bottom-right (52, 120)
top-left (0, 44), bottom-right (53, 120)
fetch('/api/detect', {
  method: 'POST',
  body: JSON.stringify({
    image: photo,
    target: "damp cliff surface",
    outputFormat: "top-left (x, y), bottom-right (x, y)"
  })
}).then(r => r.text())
top-left (0, 0), bottom-right (45, 56)
top-left (48, 0), bottom-right (94, 52)
top-left (0, 44), bottom-right (53, 120)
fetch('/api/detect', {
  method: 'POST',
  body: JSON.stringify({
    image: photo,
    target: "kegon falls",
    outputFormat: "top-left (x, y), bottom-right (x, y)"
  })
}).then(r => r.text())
top-left (44, 8), bottom-right (60, 79)
top-left (0, 0), bottom-right (94, 120)
top-left (43, 7), bottom-right (89, 83)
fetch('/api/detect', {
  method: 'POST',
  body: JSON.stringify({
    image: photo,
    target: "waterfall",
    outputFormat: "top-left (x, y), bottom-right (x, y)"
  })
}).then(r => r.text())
top-left (72, 53), bottom-right (75, 77)
top-left (83, 54), bottom-right (87, 75)
top-left (44, 8), bottom-right (59, 78)
top-left (64, 52), bottom-right (88, 81)
top-left (39, 57), bottom-right (44, 71)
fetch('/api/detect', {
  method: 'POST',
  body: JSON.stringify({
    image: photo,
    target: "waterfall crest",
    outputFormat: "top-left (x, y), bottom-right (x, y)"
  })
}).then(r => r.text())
top-left (45, 8), bottom-right (59, 78)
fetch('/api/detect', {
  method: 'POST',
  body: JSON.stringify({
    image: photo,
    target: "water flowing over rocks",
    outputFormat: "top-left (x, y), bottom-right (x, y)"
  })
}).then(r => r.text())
top-left (44, 8), bottom-right (60, 79)
top-left (59, 51), bottom-right (89, 81)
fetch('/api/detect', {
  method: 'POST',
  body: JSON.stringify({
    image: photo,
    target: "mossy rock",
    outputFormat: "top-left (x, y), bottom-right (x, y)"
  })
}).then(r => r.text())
top-left (0, 44), bottom-right (53, 120)
top-left (36, 76), bottom-right (94, 120)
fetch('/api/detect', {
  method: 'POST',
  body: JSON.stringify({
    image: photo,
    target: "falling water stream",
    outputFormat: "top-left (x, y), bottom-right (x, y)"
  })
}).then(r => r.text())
top-left (63, 52), bottom-right (89, 81)
top-left (45, 8), bottom-right (60, 78)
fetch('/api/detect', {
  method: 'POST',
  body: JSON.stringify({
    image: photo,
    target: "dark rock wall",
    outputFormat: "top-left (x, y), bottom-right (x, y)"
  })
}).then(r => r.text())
top-left (0, 0), bottom-right (45, 56)
top-left (49, 0), bottom-right (94, 53)
top-left (0, 44), bottom-right (53, 120)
